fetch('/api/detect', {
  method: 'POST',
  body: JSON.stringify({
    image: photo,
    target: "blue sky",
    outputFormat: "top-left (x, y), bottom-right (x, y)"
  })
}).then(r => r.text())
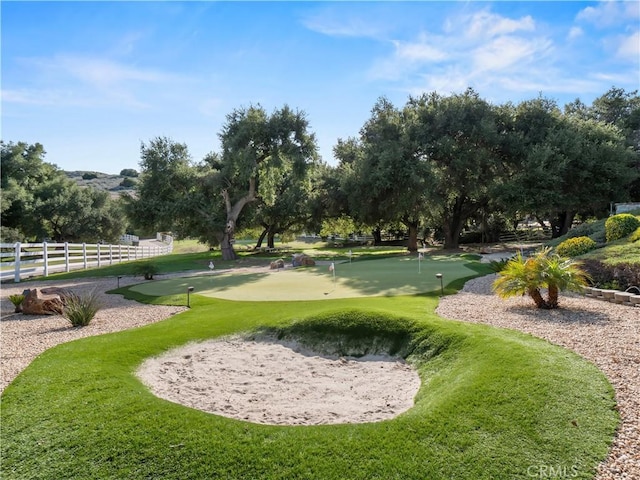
top-left (2, 1), bottom-right (639, 174)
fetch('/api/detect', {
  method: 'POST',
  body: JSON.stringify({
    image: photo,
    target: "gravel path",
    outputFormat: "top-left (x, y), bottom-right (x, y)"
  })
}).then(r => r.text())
top-left (1, 276), bottom-right (186, 392)
top-left (1, 272), bottom-right (638, 478)
top-left (436, 275), bottom-right (639, 480)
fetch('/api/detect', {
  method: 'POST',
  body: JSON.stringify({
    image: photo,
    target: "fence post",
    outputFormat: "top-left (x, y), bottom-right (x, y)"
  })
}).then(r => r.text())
top-left (43, 242), bottom-right (49, 277)
top-left (83, 243), bottom-right (87, 269)
top-left (97, 244), bottom-right (101, 268)
top-left (14, 242), bottom-right (21, 283)
top-left (109, 245), bottom-right (113, 265)
top-left (65, 242), bottom-right (70, 272)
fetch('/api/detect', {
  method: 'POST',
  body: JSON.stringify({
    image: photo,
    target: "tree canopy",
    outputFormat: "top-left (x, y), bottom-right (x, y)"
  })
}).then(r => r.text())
top-left (38, 86), bottom-right (635, 252)
top-left (1, 141), bottom-right (125, 243)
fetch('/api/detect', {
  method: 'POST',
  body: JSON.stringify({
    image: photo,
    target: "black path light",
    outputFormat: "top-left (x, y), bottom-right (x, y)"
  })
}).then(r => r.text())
top-left (117, 276), bottom-right (123, 288)
top-left (435, 273), bottom-right (444, 296)
top-left (187, 286), bottom-right (195, 308)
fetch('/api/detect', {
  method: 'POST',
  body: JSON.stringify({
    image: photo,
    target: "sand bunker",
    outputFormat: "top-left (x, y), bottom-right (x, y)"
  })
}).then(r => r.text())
top-left (137, 337), bottom-right (421, 426)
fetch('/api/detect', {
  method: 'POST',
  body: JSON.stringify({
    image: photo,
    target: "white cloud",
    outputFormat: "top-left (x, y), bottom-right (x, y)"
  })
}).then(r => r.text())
top-left (53, 56), bottom-right (179, 88)
top-left (576, 1), bottom-right (639, 28)
top-left (301, 11), bottom-right (388, 38)
top-left (616, 30), bottom-right (640, 60)
top-left (393, 35), bottom-right (448, 62)
top-left (472, 36), bottom-right (552, 73)
top-left (567, 26), bottom-right (584, 41)
top-left (9, 55), bottom-right (185, 109)
top-left (459, 10), bottom-right (536, 39)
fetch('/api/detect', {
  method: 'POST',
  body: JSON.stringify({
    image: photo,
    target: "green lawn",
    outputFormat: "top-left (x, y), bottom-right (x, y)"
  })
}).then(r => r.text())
top-left (1, 255), bottom-right (618, 480)
top-left (129, 255), bottom-right (479, 301)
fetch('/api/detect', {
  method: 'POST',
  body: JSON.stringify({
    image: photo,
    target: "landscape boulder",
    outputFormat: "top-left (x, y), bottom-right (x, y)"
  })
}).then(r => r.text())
top-left (292, 254), bottom-right (316, 267)
top-left (270, 259), bottom-right (285, 270)
top-left (21, 288), bottom-right (65, 315)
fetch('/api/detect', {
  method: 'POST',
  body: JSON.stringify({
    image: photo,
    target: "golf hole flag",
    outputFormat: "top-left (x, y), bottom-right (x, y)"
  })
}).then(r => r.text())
top-left (329, 262), bottom-right (335, 272)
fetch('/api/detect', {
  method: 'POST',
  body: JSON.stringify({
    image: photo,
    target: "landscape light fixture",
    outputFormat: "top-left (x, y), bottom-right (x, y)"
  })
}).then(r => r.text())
top-left (187, 286), bottom-right (195, 308)
top-left (435, 273), bottom-right (444, 296)
top-left (117, 276), bottom-right (123, 288)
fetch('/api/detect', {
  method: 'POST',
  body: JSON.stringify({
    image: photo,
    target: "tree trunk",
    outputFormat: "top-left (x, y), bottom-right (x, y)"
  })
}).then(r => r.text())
top-left (550, 211), bottom-right (575, 238)
top-left (528, 287), bottom-right (550, 309)
top-left (372, 227), bottom-right (382, 246)
top-left (220, 178), bottom-right (257, 261)
top-left (404, 220), bottom-right (419, 252)
top-left (442, 216), bottom-right (464, 249)
top-left (221, 231), bottom-right (237, 260)
top-left (547, 284), bottom-right (559, 309)
top-left (267, 230), bottom-right (276, 249)
top-left (255, 228), bottom-right (268, 249)
top-left (442, 198), bottom-right (468, 250)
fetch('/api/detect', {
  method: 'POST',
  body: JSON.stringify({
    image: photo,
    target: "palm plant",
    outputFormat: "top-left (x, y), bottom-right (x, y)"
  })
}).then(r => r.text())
top-left (541, 252), bottom-right (591, 308)
top-left (492, 248), bottom-right (590, 309)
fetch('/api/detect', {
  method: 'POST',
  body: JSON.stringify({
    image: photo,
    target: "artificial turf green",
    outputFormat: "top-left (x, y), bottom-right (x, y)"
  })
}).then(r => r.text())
top-left (129, 255), bottom-right (478, 301)
top-left (1, 258), bottom-right (618, 480)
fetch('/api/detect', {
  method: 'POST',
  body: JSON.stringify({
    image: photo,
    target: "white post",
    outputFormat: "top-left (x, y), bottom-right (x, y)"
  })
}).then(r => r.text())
top-left (118, 244), bottom-right (122, 263)
top-left (14, 242), bottom-right (21, 283)
top-left (83, 243), bottom-right (87, 269)
top-left (43, 242), bottom-right (49, 277)
top-left (65, 242), bottom-right (70, 272)
top-left (109, 245), bottom-right (113, 265)
top-left (97, 244), bottom-right (101, 268)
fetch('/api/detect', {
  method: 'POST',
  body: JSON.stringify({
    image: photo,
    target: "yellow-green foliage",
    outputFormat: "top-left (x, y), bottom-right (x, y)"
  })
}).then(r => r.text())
top-left (605, 214), bottom-right (640, 242)
top-left (629, 227), bottom-right (640, 243)
top-left (556, 236), bottom-right (597, 257)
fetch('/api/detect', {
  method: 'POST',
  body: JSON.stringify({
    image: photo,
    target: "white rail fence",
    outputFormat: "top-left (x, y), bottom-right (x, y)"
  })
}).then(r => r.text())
top-left (1, 236), bottom-right (173, 283)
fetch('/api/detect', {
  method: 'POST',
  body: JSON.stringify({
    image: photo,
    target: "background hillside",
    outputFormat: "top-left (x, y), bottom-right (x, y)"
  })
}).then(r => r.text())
top-left (65, 171), bottom-right (137, 198)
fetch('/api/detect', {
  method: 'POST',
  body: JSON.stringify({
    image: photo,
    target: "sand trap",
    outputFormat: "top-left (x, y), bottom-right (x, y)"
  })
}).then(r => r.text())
top-left (137, 337), bottom-right (421, 426)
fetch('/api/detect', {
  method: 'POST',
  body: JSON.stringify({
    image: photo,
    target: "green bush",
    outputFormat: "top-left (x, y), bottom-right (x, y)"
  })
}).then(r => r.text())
top-left (581, 259), bottom-right (640, 291)
top-left (605, 214), bottom-right (640, 242)
top-left (488, 258), bottom-right (510, 273)
top-left (629, 227), bottom-right (640, 243)
top-left (119, 168), bottom-right (139, 177)
top-left (8, 294), bottom-right (25, 313)
top-left (62, 290), bottom-right (102, 327)
top-left (133, 261), bottom-right (160, 280)
top-left (555, 236), bottom-right (597, 257)
top-left (119, 177), bottom-right (136, 188)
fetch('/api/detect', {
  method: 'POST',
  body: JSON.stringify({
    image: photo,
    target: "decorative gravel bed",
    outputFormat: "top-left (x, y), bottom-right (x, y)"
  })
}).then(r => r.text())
top-left (0, 276), bottom-right (186, 393)
top-left (1, 273), bottom-right (638, 478)
top-left (436, 275), bottom-right (639, 480)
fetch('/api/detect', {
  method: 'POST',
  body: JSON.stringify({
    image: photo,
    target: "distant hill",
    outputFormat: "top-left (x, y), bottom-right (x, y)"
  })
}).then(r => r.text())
top-left (65, 171), bottom-right (137, 198)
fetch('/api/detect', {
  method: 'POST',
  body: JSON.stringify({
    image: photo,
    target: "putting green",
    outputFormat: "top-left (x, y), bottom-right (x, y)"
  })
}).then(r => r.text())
top-left (130, 255), bottom-right (479, 301)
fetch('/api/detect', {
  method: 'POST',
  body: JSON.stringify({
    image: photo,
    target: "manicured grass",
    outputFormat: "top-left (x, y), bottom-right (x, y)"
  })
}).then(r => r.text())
top-left (33, 243), bottom-right (416, 283)
top-left (1, 269), bottom-right (617, 479)
top-left (579, 239), bottom-right (640, 265)
top-left (129, 255), bottom-right (481, 301)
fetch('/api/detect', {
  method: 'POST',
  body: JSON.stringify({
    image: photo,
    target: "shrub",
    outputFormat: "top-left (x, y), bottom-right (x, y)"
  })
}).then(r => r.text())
top-left (119, 168), bottom-right (139, 177)
top-left (581, 259), bottom-right (640, 291)
top-left (119, 178), bottom-right (136, 188)
top-left (62, 290), bottom-right (102, 327)
top-left (487, 258), bottom-right (510, 273)
top-left (8, 294), bottom-right (25, 313)
top-left (493, 248), bottom-right (590, 309)
top-left (82, 172), bottom-right (98, 180)
top-left (629, 227), bottom-right (640, 243)
top-left (605, 214), bottom-right (640, 242)
top-left (555, 236), bottom-right (597, 257)
top-left (133, 261), bottom-right (160, 280)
